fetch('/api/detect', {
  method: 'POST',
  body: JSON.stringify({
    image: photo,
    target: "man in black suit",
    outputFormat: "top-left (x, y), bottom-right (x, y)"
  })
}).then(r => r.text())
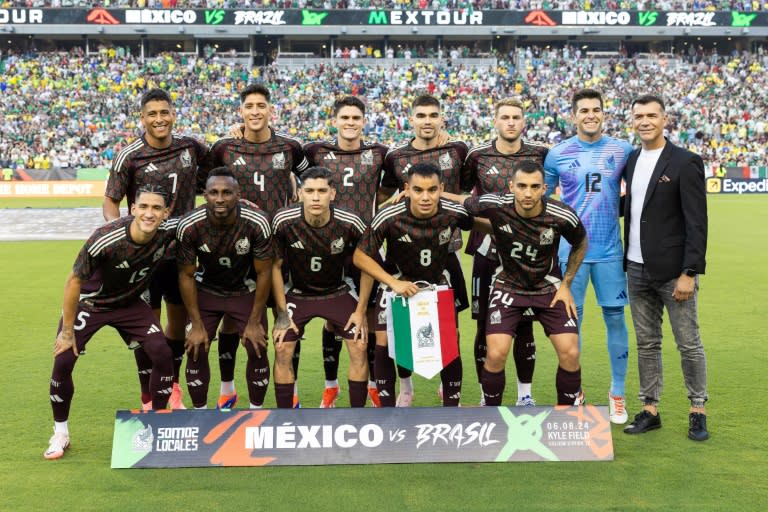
top-left (622, 95), bottom-right (709, 441)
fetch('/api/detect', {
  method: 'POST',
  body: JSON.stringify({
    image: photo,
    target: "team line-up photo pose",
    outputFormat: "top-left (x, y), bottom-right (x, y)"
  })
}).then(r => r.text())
top-left (44, 85), bottom-right (710, 460)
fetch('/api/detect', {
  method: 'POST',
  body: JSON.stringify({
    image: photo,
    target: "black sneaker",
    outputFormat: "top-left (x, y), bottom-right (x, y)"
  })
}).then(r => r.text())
top-left (688, 412), bottom-right (709, 441)
top-left (623, 410), bottom-right (661, 434)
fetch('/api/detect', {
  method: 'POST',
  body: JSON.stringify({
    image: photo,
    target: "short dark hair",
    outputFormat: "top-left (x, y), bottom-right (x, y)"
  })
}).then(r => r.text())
top-left (631, 94), bottom-right (666, 112)
top-left (135, 184), bottom-right (168, 206)
top-left (571, 88), bottom-right (603, 112)
top-left (300, 166), bottom-right (335, 188)
top-left (511, 159), bottom-right (544, 180)
top-left (140, 88), bottom-right (172, 110)
top-left (408, 162), bottom-right (442, 182)
top-left (412, 94), bottom-right (440, 111)
top-left (240, 83), bottom-right (271, 103)
top-left (333, 96), bottom-right (365, 116)
top-left (206, 166), bottom-right (238, 188)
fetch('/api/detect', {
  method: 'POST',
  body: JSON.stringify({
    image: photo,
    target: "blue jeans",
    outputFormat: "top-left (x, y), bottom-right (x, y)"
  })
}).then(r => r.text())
top-left (626, 262), bottom-right (708, 408)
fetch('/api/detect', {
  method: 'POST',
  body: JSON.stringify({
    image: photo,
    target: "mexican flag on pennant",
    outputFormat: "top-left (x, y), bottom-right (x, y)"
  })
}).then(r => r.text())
top-left (386, 285), bottom-right (459, 379)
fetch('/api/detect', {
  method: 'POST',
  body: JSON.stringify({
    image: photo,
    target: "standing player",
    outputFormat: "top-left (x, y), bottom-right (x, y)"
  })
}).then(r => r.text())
top-left (271, 167), bottom-right (373, 407)
top-left (45, 187), bottom-right (176, 460)
top-left (461, 98), bottom-right (548, 407)
top-left (354, 163), bottom-right (474, 407)
top-left (201, 83), bottom-right (309, 408)
top-left (176, 168), bottom-right (273, 409)
top-left (544, 88), bottom-right (633, 424)
top-left (444, 160), bottom-right (588, 406)
top-left (304, 96), bottom-right (388, 408)
top-left (103, 88), bottom-right (209, 410)
top-left (377, 94), bottom-right (470, 406)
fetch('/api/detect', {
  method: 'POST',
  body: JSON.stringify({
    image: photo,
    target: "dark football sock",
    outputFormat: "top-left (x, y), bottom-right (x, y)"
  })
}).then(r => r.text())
top-left (348, 380), bottom-right (368, 408)
top-left (144, 337), bottom-right (174, 410)
top-left (292, 338), bottom-right (301, 378)
top-left (217, 332), bottom-right (240, 383)
top-left (167, 338), bottom-right (185, 384)
top-left (185, 353), bottom-right (210, 408)
top-left (374, 345), bottom-right (396, 407)
top-left (134, 347), bottom-right (152, 404)
top-left (244, 341), bottom-right (270, 407)
top-left (367, 332), bottom-right (376, 379)
top-left (275, 383), bottom-right (294, 409)
top-left (322, 328), bottom-right (343, 381)
top-left (556, 366), bottom-right (582, 406)
top-left (481, 367), bottom-right (505, 406)
top-left (440, 357), bottom-right (462, 407)
top-left (397, 365), bottom-right (412, 379)
top-left (474, 321), bottom-right (487, 383)
top-left (513, 321), bottom-right (536, 383)
top-left (50, 351), bottom-right (77, 422)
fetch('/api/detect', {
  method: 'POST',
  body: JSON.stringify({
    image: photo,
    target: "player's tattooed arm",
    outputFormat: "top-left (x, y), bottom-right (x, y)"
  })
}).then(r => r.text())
top-left (345, 272), bottom-right (373, 343)
top-left (553, 234), bottom-right (588, 319)
top-left (54, 272), bottom-right (82, 357)
top-left (270, 258), bottom-right (298, 345)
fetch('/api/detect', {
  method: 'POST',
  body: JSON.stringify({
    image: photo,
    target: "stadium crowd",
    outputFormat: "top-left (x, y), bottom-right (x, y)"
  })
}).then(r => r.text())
top-left (4, 1), bottom-right (768, 12)
top-left (0, 44), bottom-right (765, 173)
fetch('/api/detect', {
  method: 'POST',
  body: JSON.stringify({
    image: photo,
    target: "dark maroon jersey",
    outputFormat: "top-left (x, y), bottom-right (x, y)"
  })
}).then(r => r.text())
top-left (381, 139), bottom-right (468, 195)
top-left (272, 204), bottom-right (366, 297)
top-left (73, 216), bottom-right (178, 312)
top-left (464, 194), bottom-right (586, 296)
top-left (176, 204), bottom-right (273, 297)
top-left (461, 139), bottom-right (549, 257)
top-left (200, 130), bottom-right (309, 218)
top-left (105, 135), bottom-right (209, 218)
top-left (358, 198), bottom-right (473, 284)
top-left (461, 140), bottom-right (549, 194)
top-left (304, 139), bottom-right (388, 224)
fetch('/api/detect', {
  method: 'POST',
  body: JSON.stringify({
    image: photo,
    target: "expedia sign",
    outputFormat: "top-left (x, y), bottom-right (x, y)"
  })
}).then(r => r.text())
top-left (707, 178), bottom-right (768, 194)
top-left (112, 406), bottom-right (613, 468)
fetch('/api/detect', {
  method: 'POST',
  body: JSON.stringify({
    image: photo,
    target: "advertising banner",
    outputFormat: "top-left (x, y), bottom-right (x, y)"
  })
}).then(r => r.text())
top-left (0, 180), bottom-right (105, 197)
top-left (706, 177), bottom-right (768, 194)
top-left (112, 406), bottom-right (613, 468)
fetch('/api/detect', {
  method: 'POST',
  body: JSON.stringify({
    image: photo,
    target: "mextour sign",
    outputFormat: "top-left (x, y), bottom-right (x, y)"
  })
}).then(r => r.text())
top-left (112, 406), bottom-right (613, 468)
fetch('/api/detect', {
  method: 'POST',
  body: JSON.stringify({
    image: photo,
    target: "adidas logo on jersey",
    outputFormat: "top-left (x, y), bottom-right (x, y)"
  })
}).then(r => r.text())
top-left (233, 156), bottom-right (247, 166)
top-left (114, 261), bottom-right (130, 269)
top-left (143, 163), bottom-right (159, 174)
top-left (291, 241), bottom-right (305, 249)
top-left (398, 234), bottom-right (413, 243)
top-left (499, 224), bottom-right (514, 234)
top-left (198, 244), bottom-right (211, 253)
top-left (402, 163), bottom-right (412, 176)
top-left (324, 152), bottom-right (337, 160)
top-left (564, 318), bottom-right (577, 328)
top-left (147, 324), bottom-right (161, 335)
top-left (568, 160), bottom-right (581, 170)
top-left (616, 290), bottom-right (628, 300)
top-left (487, 165), bottom-right (500, 175)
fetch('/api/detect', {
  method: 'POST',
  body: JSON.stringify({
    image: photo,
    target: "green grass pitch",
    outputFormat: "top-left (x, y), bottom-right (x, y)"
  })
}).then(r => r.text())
top-left (1, 195), bottom-right (766, 511)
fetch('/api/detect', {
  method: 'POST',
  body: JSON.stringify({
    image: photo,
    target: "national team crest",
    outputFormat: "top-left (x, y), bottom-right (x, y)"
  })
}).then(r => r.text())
top-left (272, 152), bottom-right (286, 170)
top-left (180, 149), bottom-right (192, 168)
top-left (361, 149), bottom-right (373, 166)
top-left (330, 237), bottom-right (345, 255)
top-left (152, 247), bottom-right (165, 262)
top-left (439, 152), bottom-right (453, 171)
top-left (438, 227), bottom-right (452, 245)
top-left (132, 425), bottom-right (154, 452)
top-left (540, 228), bottom-right (554, 246)
top-left (235, 238), bottom-right (251, 255)
top-left (417, 323), bottom-right (435, 348)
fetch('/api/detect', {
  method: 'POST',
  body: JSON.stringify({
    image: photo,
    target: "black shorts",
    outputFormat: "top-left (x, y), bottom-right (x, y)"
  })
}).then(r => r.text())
top-left (485, 286), bottom-right (578, 337)
top-left (282, 291), bottom-right (360, 342)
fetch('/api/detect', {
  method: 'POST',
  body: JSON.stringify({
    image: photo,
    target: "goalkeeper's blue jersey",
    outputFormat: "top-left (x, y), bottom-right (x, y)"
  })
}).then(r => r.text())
top-left (544, 135), bottom-right (633, 263)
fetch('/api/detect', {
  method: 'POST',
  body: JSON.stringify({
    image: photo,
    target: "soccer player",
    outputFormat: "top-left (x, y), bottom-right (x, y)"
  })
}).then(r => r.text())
top-left (377, 94), bottom-right (470, 406)
top-left (544, 88), bottom-right (633, 424)
top-left (201, 83), bottom-right (308, 408)
top-left (304, 96), bottom-right (388, 408)
top-left (461, 98), bottom-right (548, 407)
top-left (103, 88), bottom-right (209, 410)
top-left (176, 168), bottom-right (273, 409)
top-left (354, 163), bottom-right (474, 407)
top-left (45, 187), bottom-right (176, 460)
top-left (444, 160), bottom-right (588, 406)
top-left (271, 167), bottom-right (373, 408)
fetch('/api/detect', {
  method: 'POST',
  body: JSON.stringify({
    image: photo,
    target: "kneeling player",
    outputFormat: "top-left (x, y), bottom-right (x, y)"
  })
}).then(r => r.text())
top-left (354, 163), bottom-right (475, 407)
top-left (271, 167), bottom-right (373, 407)
top-left (45, 187), bottom-right (176, 460)
top-left (446, 160), bottom-right (588, 405)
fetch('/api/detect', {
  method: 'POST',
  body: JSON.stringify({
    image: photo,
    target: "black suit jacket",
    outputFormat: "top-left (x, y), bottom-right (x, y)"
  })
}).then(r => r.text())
top-left (623, 140), bottom-right (707, 282)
